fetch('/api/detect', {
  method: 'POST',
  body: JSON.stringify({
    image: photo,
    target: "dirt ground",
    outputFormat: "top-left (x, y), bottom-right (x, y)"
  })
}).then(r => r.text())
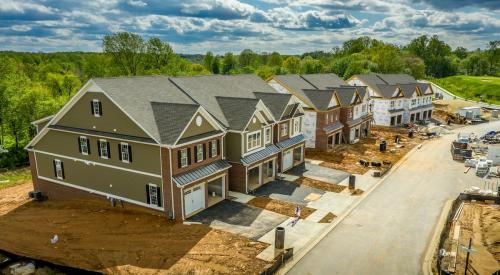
top-left (306, 127), bottom-right (421, 174)
top-left (433, 99), bottom-right (492, 122)
top-left (443, 201), bottom-right (500, 275)
top-left (318, 212), bottom-right (336, 223)
top-left (295, 177), bottom-right (346, 193)
top-left (0, 182), bottom-right (271, 274)
top-left (247, 197), bottom-right (316, 219)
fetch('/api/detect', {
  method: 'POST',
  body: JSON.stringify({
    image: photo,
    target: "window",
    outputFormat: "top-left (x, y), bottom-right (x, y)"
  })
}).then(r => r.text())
top-left (390, 101), bottom-right (395, 108)
top-left (280, 123), bottom-right (288, 137)
top-left (119, 143), bottom-right (131, 163)
top-left (362, 104), bottom-right (366, 113)
top-left (98, 140), bottom-right (110, 159)
top-left (293, 118), bottom-right (300, 135)
top-left (178, 148), bottom-right (190, 168)
top-left (210, 140), bottom-right (217, 157)
top-left (53, 159), bottom-right (64, 180)
top-left (195, 144), bottom-right (204, 162)
top-left (146, 184), bottom-right (161, 207)
top-left (411, 99), bottom-right (416, 105)
top-left (247, 131), bottom-right (261, 151)
top-left (265, 127), bottom-right (271, 143)
top-left (91, 99), bottom-right (102, 117)
top-left (78, 136), bottom-right (89, 155)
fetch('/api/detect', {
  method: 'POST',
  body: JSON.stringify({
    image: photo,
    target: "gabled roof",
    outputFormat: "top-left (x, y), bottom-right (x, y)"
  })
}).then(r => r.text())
top-left (352, 73), bottom-right (418, 97)
top-left (334, 87), bottom-right (359, 107)
top-left (270, 73), bottom-right (347, 109)
top-left (398, 83), bottom-right (419, 98)
top-left (253, 92), bottom-right (292, 120)
top-left (93, 76), bottom-right (197, 144)
top-left (375, 84), bottom-right (401, 99)
top-left (216, 97), bottom-right (260, 131)
top-left (150, 102), bottom-right (200, 144)
top-left (170, 74), bottom-right (278, 130)
top-left (417, 83), bottom-right (433, 94)
top-left (301, 89), bottom-right (338, 110)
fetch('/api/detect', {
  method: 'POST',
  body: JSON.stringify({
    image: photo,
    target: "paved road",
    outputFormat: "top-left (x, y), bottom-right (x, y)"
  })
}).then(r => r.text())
top-left (288, 120), bottom-right (500, 275)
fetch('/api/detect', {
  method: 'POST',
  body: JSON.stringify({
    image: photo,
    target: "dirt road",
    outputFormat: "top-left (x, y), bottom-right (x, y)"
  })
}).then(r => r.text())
top-left (288, 120), bottom-right (500, 274)
top-left (0, 183), bottom-right (270, 274)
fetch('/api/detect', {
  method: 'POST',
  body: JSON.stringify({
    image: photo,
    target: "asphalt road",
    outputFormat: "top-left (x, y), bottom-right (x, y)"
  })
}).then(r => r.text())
top-left (288, 120), bottom-right (500, 275)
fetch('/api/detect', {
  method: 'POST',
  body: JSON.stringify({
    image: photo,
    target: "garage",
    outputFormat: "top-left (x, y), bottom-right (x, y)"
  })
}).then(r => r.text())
top-left (184, 184), bottom-right (205, 217)
top-left (207, 176), bottom-right (224, 207)
top-left (293, 146), bottom-right (303, 165)
top-left (248, 166), bottom-right (260, 191)
top-left (282, 149), bottom-right (293, 171)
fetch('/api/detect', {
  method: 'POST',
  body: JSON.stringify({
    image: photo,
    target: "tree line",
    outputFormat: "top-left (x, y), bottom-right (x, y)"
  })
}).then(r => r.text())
top-left (0, 32), bottom-right (498, 168)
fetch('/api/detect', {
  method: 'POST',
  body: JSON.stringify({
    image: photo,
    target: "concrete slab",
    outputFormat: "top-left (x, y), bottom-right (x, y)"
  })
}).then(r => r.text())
top-left (288, 162), bottom-right (350, 185)
top-left (252, 180), bottom-right (325, 206)
top-left (188, 200), bottom-right (288, 240)
top-left (228, 191), bottom-right (255, 204)
top-left (307, 192), bottom-right (358, 215)
top-left (257, 218), bottom-right (328, 261)
top-left (305, 209), bottom-right (330, 223)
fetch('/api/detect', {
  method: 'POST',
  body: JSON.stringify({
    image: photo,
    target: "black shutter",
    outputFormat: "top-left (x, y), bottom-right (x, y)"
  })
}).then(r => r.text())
top-left (90, 101), bottom-right (95, 115)
top-left (53, 160), bottom-right (57, 177)
top-left (60, 162), bottom-right (65, 179)
top-left (128, 145), bottom-right (132, 162)
top-left (208, 141), bottom-right (213, 158)
top-left (156, 186), bottom-right (162, 207)
top-left (97, 141), bottom-right (101, 157)
top-left (87, 139), bottom-right (91, 154)
top-left (187, 148), bottom-right (191, 164)
top-left (194, 146), bottom-right (198, 162)
top-left (78, 137), bottom-right (82, 153)
top-left (203, 144), bottom-right (206, 160)
top-left (146, 185), bottom-right (150, 204)
top-left (98, 102), bottom-right (103, 116)
top-left (177, 150), bottom-right (182, 168)
top-left (118, 144), bottom-right (122, 161)
top-left (217, 140), bottom-right (221, 156)
top-left (106, 142), bottom-right (110, 158)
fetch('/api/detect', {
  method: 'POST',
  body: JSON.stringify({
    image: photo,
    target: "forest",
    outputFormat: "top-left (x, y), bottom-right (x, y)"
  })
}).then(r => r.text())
top-left (0, 33), bottom-right (499, 168)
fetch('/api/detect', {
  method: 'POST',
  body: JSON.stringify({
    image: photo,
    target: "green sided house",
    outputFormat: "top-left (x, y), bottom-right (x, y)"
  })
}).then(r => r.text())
top-left (27, 76), bottom-right (231, 220)
top-left (170, 75), bottom-right (306, 194)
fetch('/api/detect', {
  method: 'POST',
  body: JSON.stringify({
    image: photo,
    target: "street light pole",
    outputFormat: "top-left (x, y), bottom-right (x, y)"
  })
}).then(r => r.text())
top-left (464, 238), bottom-right (472, 275)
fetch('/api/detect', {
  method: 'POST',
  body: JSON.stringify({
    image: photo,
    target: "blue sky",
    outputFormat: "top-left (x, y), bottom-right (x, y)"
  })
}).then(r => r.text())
top-left (0, 0), bottom-right (499, 54)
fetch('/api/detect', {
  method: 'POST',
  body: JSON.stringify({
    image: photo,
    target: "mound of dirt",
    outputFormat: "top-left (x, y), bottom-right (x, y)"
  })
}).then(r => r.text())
top-left (247, 197), bottom-right (316, 219)
top-left (0, 182), bottom-right (270, 274)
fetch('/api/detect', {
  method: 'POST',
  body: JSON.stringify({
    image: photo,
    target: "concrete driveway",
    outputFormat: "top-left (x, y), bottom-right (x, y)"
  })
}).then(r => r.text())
top-left (288, 120), bottom-right (500, 275)
top-left (288, 162), bottom-right (350, 184)
top-left (188, 200), bottom-right (288, 240)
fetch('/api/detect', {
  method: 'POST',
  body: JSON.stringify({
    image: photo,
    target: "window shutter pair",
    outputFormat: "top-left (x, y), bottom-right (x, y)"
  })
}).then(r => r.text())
top-left (90, 101), bottom-right (103, 116)
top-left (53, 160), bottom-right (65, 179)
top-left (145, 185), bottom-right (162, 207)
top-left (118, 144), bottom-right (132, 162)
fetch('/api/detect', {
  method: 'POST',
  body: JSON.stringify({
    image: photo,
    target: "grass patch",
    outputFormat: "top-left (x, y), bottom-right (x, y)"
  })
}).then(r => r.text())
top-left (247, 197), bottom-right (316, 219)
top-left (430, 76), bottom-right (500, 105)
top-left (0, 167), bottom-right (31, 190)
top-left (295, 177), bottom-right (346, 193)
top-left (318, 212), bottom-right (336, 223)
top-left (350, 189), bottom-right (364, 196)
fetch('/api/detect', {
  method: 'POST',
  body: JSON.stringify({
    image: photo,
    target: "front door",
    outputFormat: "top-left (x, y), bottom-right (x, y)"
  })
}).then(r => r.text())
top-left (335, 132), bottom-right (341, 144)
top-left (184, 184), bottom-right (205, 217)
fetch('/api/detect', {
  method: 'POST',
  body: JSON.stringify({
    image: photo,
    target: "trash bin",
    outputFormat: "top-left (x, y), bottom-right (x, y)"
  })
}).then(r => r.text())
top-left (408, 130), bottom-right (414, 138)
top-left (379, 141), bottom-right (386, 152)
top-left (275, 227), bottom-right (285, 250)
top-left (349, 175), bottom-right (356, 190)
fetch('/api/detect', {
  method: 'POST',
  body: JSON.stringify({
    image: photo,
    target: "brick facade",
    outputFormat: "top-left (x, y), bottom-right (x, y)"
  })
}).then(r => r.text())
top-left (315, 108), bottom-right (341, 150)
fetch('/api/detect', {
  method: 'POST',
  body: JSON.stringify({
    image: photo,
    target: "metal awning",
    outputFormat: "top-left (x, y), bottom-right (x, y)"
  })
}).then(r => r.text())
top-left (173, 159), bottom-right (231, 186)
top-left (241, 144), bottom-right (280, 166)
top-left (323, 122), bottom-right (344, 133)
top-left (276, 134), bottom-right (305, 149)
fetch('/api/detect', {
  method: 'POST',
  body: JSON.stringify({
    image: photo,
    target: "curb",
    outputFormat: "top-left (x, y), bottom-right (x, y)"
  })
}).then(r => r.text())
top-left (422, 199), bottom-right (453, 275)
top-left (277, 140), bottom-right (426, 274)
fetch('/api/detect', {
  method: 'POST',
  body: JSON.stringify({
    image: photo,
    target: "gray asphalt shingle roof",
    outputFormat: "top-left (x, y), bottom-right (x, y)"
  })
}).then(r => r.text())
top-left (375, 84), bottom-right (400, 98)
top-left (334, 87), bottom-right (358, 107)
top-left (173, 159), bottom-right (231, 186)
top-left (300, 73), bottom-right (347, 89)
top-left (150, 102), bottom-right (200, 144)
top-left (253, 92), bottom-right (292, 119)
top-left (399, 83), bottom-right (418, 98)
top-left (301, 89), bottom-right (337, 110)
top-left (93, 76), bottom-right (196, 144)
top-left (170, 75), bottom-right (279, 129)
top-left (216, 97), bottom-right (260, 131)
top-left (353, 74), bottom-right (418, 97)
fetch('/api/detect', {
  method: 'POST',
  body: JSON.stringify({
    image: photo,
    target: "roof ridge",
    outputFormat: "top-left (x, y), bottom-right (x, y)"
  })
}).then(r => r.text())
top-left (299, 75), bottom-right (319, 89)
top-left (93, 75), bottom-right (168, 80)
top-left (150, 101), bottom-right (199, 107)
top-left (375, 74), bottom-right (389, 84)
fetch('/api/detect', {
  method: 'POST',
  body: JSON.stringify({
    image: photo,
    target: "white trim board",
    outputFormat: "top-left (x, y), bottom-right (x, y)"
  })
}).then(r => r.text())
top-left (37, 175), bottom-right (164, 211)
top-left (31, 149), bottom-right (162, 178)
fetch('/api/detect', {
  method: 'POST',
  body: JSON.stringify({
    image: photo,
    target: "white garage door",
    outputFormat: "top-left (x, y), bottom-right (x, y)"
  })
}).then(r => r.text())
top-left (283, 149), bottom-right (293, 171)
top-left (184, 184), bottom-right (205, 216)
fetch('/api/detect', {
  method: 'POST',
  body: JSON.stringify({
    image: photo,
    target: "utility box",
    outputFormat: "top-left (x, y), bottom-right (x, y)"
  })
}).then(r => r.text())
top-left (275, 227), bottom-right (285, 250)
top-left (457, 106), bottom-right (481, 120)
top-left (349, 175), bottom-right (356, 190)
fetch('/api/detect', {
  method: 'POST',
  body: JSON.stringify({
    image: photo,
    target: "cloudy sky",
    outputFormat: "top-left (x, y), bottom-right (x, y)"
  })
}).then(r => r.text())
top-left (1, 0), bottom-right (499, 54)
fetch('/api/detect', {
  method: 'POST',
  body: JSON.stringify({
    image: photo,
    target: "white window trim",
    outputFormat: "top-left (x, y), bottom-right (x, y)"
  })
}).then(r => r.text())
top-left (79, 136), bottom-right (89, 155)
top-left (180, 148), bottom-right (188, 167)
top-left (264, 127), bottom-right (271, 143)
top-left (99, 139), bottom-right (109, 159)
top-left (247, 130), bottom-right (262, 151)
top-left (280, 123), bottom-right (288, 137)
top-left (148, 183), bottom-right (158, 206)
top-left (196, 144), bottom-right (204, 163)
top-left (210, 140), bottom-right (217, 157)
top-left (54, 159), bottom-right (63, 180)
top-left (120, 142), bottom-right (130, 163)
top-left (92, 99), bottom-right (101, 117)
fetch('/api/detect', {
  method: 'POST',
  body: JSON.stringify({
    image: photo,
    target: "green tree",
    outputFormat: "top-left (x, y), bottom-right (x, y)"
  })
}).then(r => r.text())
top-left (267, 52), bottom-right (283, 67)
top-left (145, 37), bottom-right (173, 70)
top-left (204, 51), bottom-right (215, 72)
top-left (487, 40), bottom-right (500, 75)
top-left (239, 49), bottom-right (258, 68)
top-left (283, 56), bottom-right (301, 74)
top-left (371, 44), bottom-right (404, 73)
top-left (300, 56), bottom-right (323, 74)
top-left (103, 32), bottom-right (145, 75)
top-left (453, 47), bottom-right (468, 59)
top-left (211, 57), bottom-right (220, 74)
top-left (62, 74), bottom-right (81, 97)
top-left (222, 53), bottom-right (237, 74)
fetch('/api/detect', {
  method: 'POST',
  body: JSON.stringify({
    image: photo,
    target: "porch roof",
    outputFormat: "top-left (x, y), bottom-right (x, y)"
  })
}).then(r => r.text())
top-left (173, 159), bottom-right (231, 186)
top-left (276, 134), bottom-right (305, 149)
top-left (241, 144), bottom-right (280, 166)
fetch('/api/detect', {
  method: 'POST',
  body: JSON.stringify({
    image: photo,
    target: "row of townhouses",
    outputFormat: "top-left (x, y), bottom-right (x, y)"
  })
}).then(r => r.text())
top-left (26, 73), bottom-right (433, 220)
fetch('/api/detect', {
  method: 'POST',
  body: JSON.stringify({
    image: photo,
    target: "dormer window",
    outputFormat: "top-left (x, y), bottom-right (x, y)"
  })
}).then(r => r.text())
top-left (91, 99), bottom-right (102, 117)
top-left (280, 123), bottom-right (288, 137)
